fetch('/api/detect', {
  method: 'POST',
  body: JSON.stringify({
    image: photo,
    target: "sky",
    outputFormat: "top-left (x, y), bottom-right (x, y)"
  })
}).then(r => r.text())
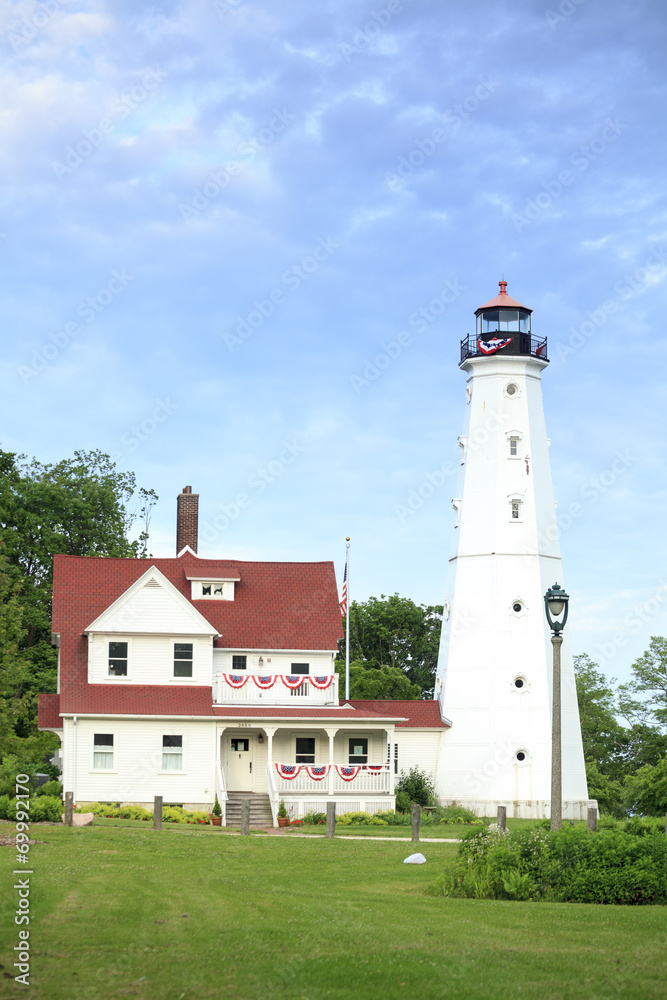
top-left (1, 0), bottom-right (666, 686)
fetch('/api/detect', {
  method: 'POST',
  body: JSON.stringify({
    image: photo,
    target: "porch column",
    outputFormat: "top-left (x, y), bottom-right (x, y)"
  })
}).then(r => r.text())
top-left (387, 726), bottom-right (395, 794)
top-left (325, 727), bottom-right (337, 796)
top-left (265, 728), bottom-right (276, 771)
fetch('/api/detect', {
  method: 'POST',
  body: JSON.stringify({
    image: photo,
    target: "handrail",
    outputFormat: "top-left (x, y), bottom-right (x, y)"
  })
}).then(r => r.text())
top-left (216, 761), bottom-right (227, 826)
top-left (266, 765), bottom-right (279, 826)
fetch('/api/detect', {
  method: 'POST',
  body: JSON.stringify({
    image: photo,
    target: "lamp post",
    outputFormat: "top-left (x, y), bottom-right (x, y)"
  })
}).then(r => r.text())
top-left (544, 583), bottom-right (569, 832)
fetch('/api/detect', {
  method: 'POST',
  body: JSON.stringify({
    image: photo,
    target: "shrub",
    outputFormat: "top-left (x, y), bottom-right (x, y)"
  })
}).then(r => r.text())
top-left (211, 796), bottom-right (222, 818)
top-left (437, 804), bottom-right (479, 824)
top-left (0, 794), bottom-right (11, 820)
top-left (336, 811), bottom-right (388, 826)
top-left (277, 800), bottom-right (288, 819)
top-left (431, 825), bottom-right (667, 905)
top-left (35, 780), bottom-right (63, 799)
top-left (395, 790), bottom-right (411, 813)
top-left (624, 816), bottom-right (666, 837)
top-left (29, 796), bottom-right (63, 823)
top-left (303, 811), bottom-right (326, 825)
top-left (395, 766), bottom-right (435, 807)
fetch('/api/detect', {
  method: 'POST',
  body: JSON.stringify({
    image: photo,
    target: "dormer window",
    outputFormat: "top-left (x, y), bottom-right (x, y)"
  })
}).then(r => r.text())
top-left (108, 641), bottom-right (128, 676)
top-left (190, 578), bottom-right (237, 601)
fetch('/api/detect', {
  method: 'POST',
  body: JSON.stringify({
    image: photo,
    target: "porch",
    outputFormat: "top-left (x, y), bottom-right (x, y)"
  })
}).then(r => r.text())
top-left (213, 672), bottom-right (339, 706)
top-left (214, 722), bottom-right (397, 826)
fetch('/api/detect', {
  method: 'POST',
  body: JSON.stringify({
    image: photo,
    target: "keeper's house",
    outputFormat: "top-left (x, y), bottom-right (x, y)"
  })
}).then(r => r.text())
top-left (38, 487), bottom-right (448, 825)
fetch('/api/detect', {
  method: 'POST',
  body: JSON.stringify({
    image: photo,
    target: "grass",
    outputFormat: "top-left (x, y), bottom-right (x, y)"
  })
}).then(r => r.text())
top-left (1, 820), bottom-right (666, 1000)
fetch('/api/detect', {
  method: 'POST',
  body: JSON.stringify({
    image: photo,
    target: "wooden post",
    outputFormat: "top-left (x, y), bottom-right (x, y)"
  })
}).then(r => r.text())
top-left (64, 791), bottom-right (73, 827)
top-left (326, 801), bottom-right (336, 838)
top-left (497, 805), bottom-right (506, 831)
top-left (587, 807), bottom-right (597, 832)
top-left (411, 802), bottom-right (420, 842)
top-left (241, 798), bottom-right (250, 836)
top-left (153, 796), bottom-right (162, 831)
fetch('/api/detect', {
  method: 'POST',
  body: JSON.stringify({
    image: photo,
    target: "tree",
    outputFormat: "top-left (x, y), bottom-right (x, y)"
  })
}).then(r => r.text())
top-left (0, 549), bottom-right (59, 772)
top-left (584, 761), bottom-right (624, 818)
top-left (618, 637), bottom-right (667, 729)
top-left (0, 448), bottom-right (157, 765)
top-left (338, 595), bottom-right (442, 697)
top-left (624, 757), bottom-right (667, 817)
top-left (573, 654), bottom-right (626, 778)
top-left (336, 659), bottom-right (421, 700)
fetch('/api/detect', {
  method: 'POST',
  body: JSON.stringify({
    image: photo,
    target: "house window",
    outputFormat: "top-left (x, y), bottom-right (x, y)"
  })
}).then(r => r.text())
top-left (174, 642), bottom-right (193, 678)
top-left (509, 436), bottom-right (519, 457)
top-left (290, 663), bottom-right (309, 675)
top-left (197, 581), bottom-right (228, 599)
top-left (295, 737), bottom-right (315, 763)
top-left (349, 738), bottom-right (368, 764)
top-left (108, 641), bottom-right (128, 677)
top-left (93, 734), bottom-right (114, 769)
top-left (162, 735), bottom-right (183, 770)
top-left (232, 655), bottom-right (247, 671)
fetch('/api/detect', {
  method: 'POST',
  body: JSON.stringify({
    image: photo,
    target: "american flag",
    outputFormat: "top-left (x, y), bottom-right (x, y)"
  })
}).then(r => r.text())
top-left (340, 559), bottom-right (348, 617)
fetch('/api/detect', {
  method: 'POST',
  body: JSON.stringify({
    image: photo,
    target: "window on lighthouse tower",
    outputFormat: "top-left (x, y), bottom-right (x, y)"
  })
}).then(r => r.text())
top-left (511, 501), bottom-right (521, 519)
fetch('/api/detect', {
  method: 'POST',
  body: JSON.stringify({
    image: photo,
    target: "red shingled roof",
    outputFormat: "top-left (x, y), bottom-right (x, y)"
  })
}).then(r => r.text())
top-left (38, 693), bottom-right (62, 728)
top-left (59, 684), bottom-right (215, 716)
top-left (52, 552), bottom-right (343, 650)
top-left (345, 700), bottom-right (448, 728)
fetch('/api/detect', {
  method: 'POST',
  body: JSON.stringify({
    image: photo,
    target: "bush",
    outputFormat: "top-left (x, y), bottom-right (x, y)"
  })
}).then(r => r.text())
top-left (624, 816), bottom-right (666, 837)
top-left (336, 811), bottom-right (388, 826)
top-left (35, 780), bottom-right (63, 799)
top-left (75, 802), bottom-right (208, 824)
top-left (395, 766), bottom-right (435, 807)
top-left (431, 825), bottom-right (667, 905)
top-left (436, 804), bottom-right (480, 824)
top-left (303, 811), bottom-right (326, 825)
top-left (0, 794), bottom-right (11, 820)
top-left (29, 796), bottom-right (63, 823)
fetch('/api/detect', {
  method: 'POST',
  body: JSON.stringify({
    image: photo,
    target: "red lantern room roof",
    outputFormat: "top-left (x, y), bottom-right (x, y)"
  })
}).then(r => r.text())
top-left (475, 280), bottom-right (532, 314)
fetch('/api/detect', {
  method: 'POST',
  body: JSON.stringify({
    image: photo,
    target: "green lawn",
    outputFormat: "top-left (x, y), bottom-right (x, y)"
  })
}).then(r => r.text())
top-left (1, 820), bottom-right (665, 1000)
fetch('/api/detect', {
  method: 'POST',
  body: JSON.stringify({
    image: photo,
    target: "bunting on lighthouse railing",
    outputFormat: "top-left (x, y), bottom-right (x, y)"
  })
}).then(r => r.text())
top-left (335, 765), bottom-right (361, 781)
top-left (253, 675), bottom-right (277, 689)
top-left (305, 765), bottom-right (330, 780)
top-left (478, 337), bottom-right (512, 355)
top-left (275, 763), bottom-right (301, 780)
top-left (282, 675), bottom-right (305, 690)
top-left (309, 675), bottom-right (333, 689)
top-left (223, 674), bottom-right (248, 688)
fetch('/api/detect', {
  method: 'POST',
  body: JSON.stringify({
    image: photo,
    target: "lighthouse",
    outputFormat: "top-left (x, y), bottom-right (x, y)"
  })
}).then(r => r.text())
top-left (434, 281), bottom-right (593, 820)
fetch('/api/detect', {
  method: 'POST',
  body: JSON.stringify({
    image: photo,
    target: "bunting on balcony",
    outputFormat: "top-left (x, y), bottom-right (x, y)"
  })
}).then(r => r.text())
top-left (224, 674), bottom-right (248, 688)
top-left (275, 763), bottom-right (301, 780)
top-left (365, 765), bottom-right (385, 772)
top-left (335, 765), bottom-right (361, 781)
top-left (477, 337), bottom-right (512, 355)
top-left (309, 675), bottom-right (333, 689)
top-left (282, 675), bottom-right (305, 689)
top-left (253, 676), bottom-right (277, 689)
top-left (305, 765), bottom-right (330, 780)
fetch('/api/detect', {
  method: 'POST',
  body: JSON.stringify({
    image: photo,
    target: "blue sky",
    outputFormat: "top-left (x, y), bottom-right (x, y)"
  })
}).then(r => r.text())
top-left (2, 0), bottom-right (666, 684)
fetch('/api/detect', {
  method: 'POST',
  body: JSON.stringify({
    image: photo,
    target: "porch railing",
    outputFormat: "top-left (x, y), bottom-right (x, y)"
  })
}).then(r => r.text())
top-left (213, 672), bottom-right (339, 706)
top-left (216, 760), bottom-right (228, 826)
top-left (274, 763), bottom-right (392, 795)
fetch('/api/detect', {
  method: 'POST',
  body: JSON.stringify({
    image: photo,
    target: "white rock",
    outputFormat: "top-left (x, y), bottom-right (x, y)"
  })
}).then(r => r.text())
top-left (403, 852), bottom-right (426, 864)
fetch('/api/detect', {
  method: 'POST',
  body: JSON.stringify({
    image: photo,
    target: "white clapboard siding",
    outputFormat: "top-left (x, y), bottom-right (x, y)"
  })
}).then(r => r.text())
top-left (396, 729), bottom-right (444, 783)
top-left (70, 718), bottom-right (217, 808)
top-left (88, 633), bottom-right (213, 685)
top-left (86, 569), bottom-right (217, 637)
top-left (211, 650), bottom-right (334, 675)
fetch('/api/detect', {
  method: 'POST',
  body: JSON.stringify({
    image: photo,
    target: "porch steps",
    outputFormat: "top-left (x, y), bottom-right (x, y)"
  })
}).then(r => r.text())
top-left (225, 792), bottom-right (273, 827)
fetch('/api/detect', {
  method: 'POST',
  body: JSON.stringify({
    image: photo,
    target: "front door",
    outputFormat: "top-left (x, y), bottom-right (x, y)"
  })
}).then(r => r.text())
top-left (227, 736), bottom-right (253, 791)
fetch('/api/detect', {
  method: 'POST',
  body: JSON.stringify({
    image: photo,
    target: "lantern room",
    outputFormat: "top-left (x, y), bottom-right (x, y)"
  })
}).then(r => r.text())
top-left (460, 280), bottom-right (547, 362)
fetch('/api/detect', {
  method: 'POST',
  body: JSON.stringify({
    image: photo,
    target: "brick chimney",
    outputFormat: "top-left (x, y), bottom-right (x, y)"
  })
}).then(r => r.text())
top-left (176, 486), bottom-right (199, 554)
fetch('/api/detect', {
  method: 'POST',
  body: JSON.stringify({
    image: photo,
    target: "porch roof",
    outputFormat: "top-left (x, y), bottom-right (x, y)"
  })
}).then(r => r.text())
top-left (212, 705), bottom-right (408, 722)
top-left (345, 700), bottom-right (449, 728)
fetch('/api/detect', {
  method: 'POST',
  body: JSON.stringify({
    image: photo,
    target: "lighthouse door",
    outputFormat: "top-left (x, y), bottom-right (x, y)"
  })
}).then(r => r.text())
top-left (227, 737), bottom-right (253, 791)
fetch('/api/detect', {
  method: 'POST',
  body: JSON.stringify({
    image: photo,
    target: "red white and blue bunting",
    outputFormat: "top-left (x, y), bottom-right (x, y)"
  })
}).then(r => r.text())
top-left (335, 765), bottom-right (361, 781)
top-left (305, 765), bottom-right (330, 781)
top-left (478, 337), bottom-right (512, 355)
top-left (253, 675), bottom-right (277, 689)
top-left (275, 763), bottom-right (301, 780)
top-left (282, 675), bottom-right (305, 689)
top-left (224, 674), bottom-right (248, 688)
top-left (365, 765), bottom-right (385, 773)
top-left (308, 675), bottom-right (333, 689)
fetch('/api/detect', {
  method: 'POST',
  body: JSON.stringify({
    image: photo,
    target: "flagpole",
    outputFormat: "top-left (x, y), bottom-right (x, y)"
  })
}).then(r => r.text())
top-left (345, 537), bottom-right (350, 702)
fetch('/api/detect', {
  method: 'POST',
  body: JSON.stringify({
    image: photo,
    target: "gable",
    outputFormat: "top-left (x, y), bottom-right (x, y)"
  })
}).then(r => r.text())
top-left (84, 566), bottom-right (218, 637)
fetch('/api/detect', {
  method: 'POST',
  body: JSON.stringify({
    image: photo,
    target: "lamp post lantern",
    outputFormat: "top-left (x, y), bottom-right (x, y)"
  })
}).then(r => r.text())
top-left (544, 582), bottom-right (570, 831)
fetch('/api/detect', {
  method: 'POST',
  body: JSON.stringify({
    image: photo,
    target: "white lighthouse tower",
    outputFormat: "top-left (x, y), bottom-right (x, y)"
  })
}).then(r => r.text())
top-left (435, 281), bottom-right (592, 820)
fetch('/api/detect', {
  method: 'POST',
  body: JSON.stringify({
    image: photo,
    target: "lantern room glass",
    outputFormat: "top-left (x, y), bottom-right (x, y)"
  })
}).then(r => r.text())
top-left (477, 310), bottom-right (531, 337)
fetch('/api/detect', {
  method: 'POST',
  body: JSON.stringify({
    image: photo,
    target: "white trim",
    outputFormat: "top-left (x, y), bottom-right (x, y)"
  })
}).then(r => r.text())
top-left (176, 545), bottom-right (199, 558)
top-left (214, 647), bottom-right (340, 654)
top-left (84, 566), bottom-right (219, 637)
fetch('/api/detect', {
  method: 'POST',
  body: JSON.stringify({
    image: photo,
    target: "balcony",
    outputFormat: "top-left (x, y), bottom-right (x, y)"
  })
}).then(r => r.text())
top-left (460, 333), bottom-right (547, 363)
top-left (213, 672), bottom-right (339, 706)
